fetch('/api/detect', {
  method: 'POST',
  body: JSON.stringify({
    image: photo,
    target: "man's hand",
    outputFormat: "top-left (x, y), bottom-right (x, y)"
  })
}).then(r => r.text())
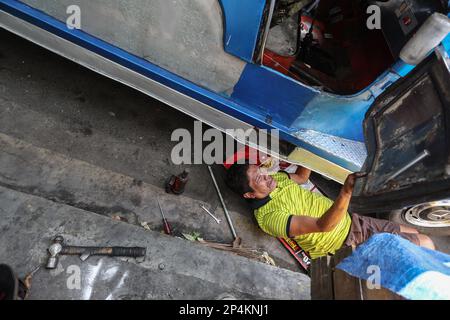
top-left (289, 171), bottom-right (367, 237)
top-left (290, 166), bottom-right (311, 185)
top-left (342, 172), bottom-right (367, 196)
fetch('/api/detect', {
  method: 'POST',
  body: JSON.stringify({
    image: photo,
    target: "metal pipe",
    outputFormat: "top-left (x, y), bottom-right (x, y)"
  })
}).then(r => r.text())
top-left (386, 150), bottom-right (430, 182)
top-left (259, 0), bottom-right (277, 63)
top-left (306, 0), bottom-right (320, 13)
top-left (207, 165), bottom-right (237, 239)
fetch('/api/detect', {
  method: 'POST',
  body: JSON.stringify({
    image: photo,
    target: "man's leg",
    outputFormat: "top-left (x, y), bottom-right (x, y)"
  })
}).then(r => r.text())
top-left (346, 214), bottom-right (435, 250)
top-left (399, 225), bottom-right (419, 234)
top-left (415, 234), bottom-right (436, 250)
top-left (394, 224), bottom-right (435, 250)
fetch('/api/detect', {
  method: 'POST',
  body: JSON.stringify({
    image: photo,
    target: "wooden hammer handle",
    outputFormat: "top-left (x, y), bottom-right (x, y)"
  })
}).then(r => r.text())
top-left (61, 246), bottom-right (146, 257)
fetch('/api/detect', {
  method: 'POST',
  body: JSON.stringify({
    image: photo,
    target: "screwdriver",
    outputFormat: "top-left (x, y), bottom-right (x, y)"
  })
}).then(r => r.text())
top-left (157, 198), bottom-right (172, 235)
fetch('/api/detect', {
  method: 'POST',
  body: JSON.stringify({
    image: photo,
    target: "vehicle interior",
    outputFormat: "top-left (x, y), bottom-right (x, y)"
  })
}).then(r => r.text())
top-left (263, 0), bottom-right (448, 95)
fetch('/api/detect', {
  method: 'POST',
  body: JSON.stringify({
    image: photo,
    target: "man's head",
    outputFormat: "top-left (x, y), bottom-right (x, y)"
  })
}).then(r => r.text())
top-left (225, 163), bottom-right (277, 199)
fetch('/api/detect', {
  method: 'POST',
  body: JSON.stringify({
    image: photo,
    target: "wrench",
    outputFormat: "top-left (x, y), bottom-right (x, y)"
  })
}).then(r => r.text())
top-left (200, 205), bottom-right (221, 224)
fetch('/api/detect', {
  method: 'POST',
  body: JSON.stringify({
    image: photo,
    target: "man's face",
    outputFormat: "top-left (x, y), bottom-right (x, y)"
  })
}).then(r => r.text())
top-left (243, 165), bottom-right (277, 199)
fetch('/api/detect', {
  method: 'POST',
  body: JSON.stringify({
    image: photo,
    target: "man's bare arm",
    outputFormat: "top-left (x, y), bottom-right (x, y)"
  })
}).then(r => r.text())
top-left (289, 166), bottom-right (311, 185)
top-left (288, 173), bottom-right (365, 237)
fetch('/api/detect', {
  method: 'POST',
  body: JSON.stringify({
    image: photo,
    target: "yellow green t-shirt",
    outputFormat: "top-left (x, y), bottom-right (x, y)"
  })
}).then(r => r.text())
top-left (254, 172), bottom-right (351, 259)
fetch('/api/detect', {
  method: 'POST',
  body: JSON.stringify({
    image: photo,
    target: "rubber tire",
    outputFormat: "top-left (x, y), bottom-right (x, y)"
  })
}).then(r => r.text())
top-left (389, 209), bottom-right (450, 237)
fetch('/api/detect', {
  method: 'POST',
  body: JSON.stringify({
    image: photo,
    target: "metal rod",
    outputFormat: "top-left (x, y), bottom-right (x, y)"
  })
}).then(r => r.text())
top-left (157, 198), bottom-right (167, 220)
top-left (386, 150), bottom-right (430, 182)
top-left (207, 165), bottom-right (237, 239)
top-left (259, 0), bottom-right (277, 63)
top-left (306, 0), bottom-right (320, 12)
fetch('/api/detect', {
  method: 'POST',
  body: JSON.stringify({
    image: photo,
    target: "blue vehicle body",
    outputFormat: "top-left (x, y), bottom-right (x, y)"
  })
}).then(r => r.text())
top-left (1, 0), bottom-right (449, 183)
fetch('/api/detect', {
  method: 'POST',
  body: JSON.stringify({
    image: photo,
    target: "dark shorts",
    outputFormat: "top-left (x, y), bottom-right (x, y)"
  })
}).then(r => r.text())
top-left (344, 213), bottom-right (420, 247)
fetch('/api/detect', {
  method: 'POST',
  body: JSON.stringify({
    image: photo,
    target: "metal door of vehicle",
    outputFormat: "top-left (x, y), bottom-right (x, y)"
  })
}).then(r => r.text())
top-left (350, 49), bottom-right (450, 214)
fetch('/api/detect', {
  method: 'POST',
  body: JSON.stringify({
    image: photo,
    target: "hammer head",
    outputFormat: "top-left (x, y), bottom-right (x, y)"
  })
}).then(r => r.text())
top-left (45, 236), bottom-right (64, 269)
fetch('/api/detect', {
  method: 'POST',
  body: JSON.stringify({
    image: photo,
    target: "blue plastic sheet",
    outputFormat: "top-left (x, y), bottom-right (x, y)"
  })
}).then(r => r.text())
top-left (337, 233), bottom-right (450, 300)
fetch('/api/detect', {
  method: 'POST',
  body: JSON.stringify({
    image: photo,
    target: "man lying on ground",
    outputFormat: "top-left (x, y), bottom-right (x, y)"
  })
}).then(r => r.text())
top-left (225, 163), bottom-right (435, 259)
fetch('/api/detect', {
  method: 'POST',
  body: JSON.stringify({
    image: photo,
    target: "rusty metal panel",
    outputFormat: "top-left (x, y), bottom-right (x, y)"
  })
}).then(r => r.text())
top-left (351, 51), bottom-right (450, 213)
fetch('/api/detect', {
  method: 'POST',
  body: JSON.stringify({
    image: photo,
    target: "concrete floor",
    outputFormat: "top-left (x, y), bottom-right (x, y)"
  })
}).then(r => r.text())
top-left (0, 28), bottom-right (314, 299)
top-left (0, 184), bottom-right (311, 300)
top-left (0, 28), bottom-right (286, 247)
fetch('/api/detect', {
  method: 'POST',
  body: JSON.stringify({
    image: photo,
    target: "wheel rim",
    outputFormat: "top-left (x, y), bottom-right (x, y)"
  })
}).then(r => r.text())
top-left (404, 200), bottom-right (450, 228)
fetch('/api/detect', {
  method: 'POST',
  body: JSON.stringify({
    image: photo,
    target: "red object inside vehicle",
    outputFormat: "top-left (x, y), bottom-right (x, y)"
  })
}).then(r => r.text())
top-left (263, 0), bottom-right (395, 95)
top-left (223, 145), bottom-right (262, 169)
top-left (263, 50), bottom-right (297, 77)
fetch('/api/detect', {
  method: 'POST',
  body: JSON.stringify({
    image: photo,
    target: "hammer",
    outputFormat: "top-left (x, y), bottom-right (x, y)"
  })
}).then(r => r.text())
top-left (46, 235), bottom-right (146, 269)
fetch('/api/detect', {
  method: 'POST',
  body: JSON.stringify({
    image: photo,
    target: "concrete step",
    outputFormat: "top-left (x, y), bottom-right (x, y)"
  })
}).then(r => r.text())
top-left (0, 132), bottom-right (298, 271)
top-left (0, 185), bottom-right (310, 299)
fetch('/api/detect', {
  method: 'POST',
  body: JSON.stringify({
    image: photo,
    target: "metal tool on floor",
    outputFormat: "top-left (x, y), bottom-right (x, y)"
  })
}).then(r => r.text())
top-left (20, 264), bottom-right (42, 299)
top-left (157, 198), bottom-right (173, 235)
top-left (200, 205), bottom-right (221, 224)
top-left (207, 165), bottom-right (241, 247)
top-left (165, 169), bottom-right (190, 195)
top-left (45, 235), bottom-right (147, 269)
top-left (24, 265), bottom-right (41, 282)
